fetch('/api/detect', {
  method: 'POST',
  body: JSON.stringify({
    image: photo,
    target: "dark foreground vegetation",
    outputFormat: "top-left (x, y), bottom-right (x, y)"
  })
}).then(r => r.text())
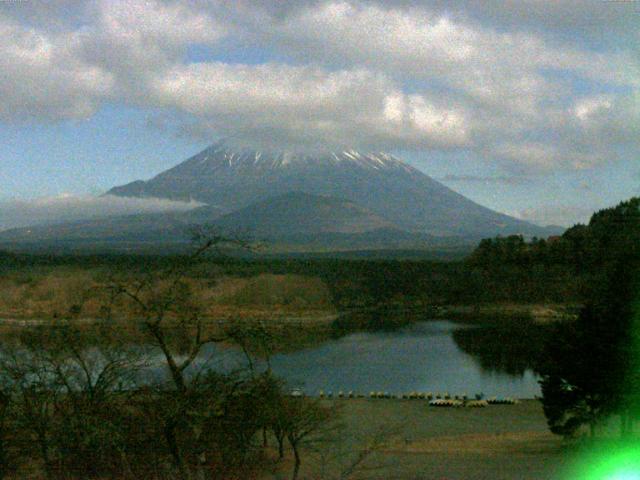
top-left (535, 198), bottom-right (640, 439)
top-left (0, 323), bottom-right (341, 480)
top-left (4, 209), bottom-right (635, 318)
top-left (2, 200), bottom-right (638, 316)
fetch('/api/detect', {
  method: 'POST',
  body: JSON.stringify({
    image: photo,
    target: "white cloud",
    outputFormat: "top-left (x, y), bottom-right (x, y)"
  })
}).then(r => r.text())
top-left (0, 0), bottom-right (637, 170)
top-left (263, 2), bottom-right (637, 96)
top-left (99, 0), bottom-right (224, 47)
top-left (574, 95), bottom-right (613, 123)
top-left (439, 174), bottom-right (529, 186)
top-left (150, 62), bottom-right (471, 149)
top-left (420, 0), bottom-right (639, 49)
top-left (491, 142), bottom-right (603, 170)
top-left (0, 14), bottom-right (113, 120)
top-left (0, 194), bottom-right (202, 231)
top-left (246, 1), bottom-right (639, 166)
top-left (0, 0), bottom-right (228, 119)
top-left (570, 92), bottom-right (640, 146)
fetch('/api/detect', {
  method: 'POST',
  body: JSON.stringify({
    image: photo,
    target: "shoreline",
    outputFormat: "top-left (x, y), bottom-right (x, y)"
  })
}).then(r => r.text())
top-left (0, 302), bottom-right (575, 329)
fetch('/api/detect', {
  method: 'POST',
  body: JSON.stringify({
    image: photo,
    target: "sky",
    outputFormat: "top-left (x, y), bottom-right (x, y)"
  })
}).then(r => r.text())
top-left (0, 0), bottom-right (639, 229)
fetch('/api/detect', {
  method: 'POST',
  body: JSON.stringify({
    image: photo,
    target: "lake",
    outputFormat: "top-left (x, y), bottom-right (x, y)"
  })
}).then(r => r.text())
top-left (196, 320), bottom-right (542, 399)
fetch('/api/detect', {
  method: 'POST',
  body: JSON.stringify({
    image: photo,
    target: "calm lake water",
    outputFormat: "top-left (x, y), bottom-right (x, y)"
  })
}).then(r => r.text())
top-left (197, 320), bottom-right (541, 398)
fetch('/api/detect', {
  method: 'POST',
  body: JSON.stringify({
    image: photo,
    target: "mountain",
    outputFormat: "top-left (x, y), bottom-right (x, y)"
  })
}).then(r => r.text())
top-left (0, 143), bottom-right (561, 253)
top-left (108, 142), bottom-right (554, 239)
top-left (213, 192), bottom-right (395, 237)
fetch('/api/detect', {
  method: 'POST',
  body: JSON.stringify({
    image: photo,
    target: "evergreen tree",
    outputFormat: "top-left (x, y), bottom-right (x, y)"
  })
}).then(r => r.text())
top-left (538, 198), bottom-right (640, 438)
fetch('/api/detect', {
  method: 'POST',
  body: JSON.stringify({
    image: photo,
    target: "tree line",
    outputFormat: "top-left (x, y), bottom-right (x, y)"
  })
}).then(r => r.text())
top-left (466, 197), bottom-right (640, 438)
top-left (532, 198), bottom-right (640, 438)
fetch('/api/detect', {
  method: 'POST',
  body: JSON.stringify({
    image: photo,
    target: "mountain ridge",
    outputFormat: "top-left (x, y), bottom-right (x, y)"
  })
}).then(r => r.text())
top-left (108, 142), bottom-right (555, 239)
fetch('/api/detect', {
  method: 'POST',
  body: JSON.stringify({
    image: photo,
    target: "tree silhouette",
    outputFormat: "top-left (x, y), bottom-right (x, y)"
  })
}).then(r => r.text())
top-left (538, 198), bottom-right (640, 438)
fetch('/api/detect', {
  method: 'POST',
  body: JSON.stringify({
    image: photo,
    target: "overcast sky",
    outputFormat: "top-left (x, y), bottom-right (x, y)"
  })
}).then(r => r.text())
top-left (0, 0), bottom-right (638, 229)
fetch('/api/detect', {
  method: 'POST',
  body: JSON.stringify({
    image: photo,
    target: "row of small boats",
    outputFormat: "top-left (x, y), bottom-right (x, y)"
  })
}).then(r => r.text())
top-left (304, 390), bottom-right (519, 406)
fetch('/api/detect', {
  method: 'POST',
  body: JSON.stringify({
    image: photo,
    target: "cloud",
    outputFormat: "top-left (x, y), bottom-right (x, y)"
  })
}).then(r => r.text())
top-left (0, 13), bottom-right (114, 120)
top-left (252, 1), bottom-right (639, 167)
top-left (98, 0), bottom-right (224, 47)
top-left (0, 194), bottom-right (202, 231)
top-left (261, 2), bottom-right (637, 94)
top-left (150, 62), bottom-right (470, 149)
top-left (418, 1), bottom-right (640, 49)
top-left (0, 0), bottom-right (637, 169)
top-left (570, 92), bottom-right (640, 147)
top-left (490, 141), bottom-right (606, 170)
top-left (0, 0), bottom-right (227, 119)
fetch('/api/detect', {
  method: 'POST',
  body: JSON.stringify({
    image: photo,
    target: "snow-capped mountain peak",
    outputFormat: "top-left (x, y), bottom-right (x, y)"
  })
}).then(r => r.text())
top-left (107, 141), bottom-right (555, 239)
top-left (178, 142), bottom-right (415, 174)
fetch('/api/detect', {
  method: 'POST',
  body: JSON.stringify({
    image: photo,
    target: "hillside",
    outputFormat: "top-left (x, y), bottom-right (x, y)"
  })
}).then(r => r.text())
top-left (213, 192), bottom-right (395, 236)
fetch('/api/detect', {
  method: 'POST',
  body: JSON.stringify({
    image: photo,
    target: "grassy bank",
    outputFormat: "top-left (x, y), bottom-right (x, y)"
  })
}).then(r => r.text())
top-left (0, 263), bottom-right (572, 359)
top-left (0, 268), bottom-right (336, 320)
top-left (268, 398), bottom-right (567, 480)
top-left (0, 264), bottom-right (574, 323)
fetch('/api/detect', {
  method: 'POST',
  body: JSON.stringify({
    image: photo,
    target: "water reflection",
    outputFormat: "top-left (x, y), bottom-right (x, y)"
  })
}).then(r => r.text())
top-left (197, 319), bottom-right (543, 398)
top-left (1, 314), bottom-right (548, 398)
top-left (451, 320), bottom-right (548, 377)
top-left (332, 309), bottom-right (548, 377)
top-left (330, 307), bottom-right (423, 335)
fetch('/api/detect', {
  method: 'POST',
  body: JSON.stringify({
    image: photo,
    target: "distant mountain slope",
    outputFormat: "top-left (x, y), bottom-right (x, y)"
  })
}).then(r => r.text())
top-left (108, 142), bottom-right (556, 239)
top-left (213, 192), bottom-right (396, 237)
top-left (0, 193), bottom-right (466, 254)
top-left (0, 193), bottom-right (428, 250)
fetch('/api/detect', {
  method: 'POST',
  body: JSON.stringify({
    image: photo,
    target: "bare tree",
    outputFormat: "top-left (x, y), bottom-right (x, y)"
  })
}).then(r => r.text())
top-left (226, 321), bottom-right (277, 375)
top-left (1, 344), bottom-right (59, 479)
top-left (0, 324), bottom-right (146, 480)
top-left (337, 425), bottom-right (398, 480)
top-left (103, 231), bottom-right (251, 479)
top-left (0, 364), bottom-right (15, 480)
top-left (105, 232), bottom-right (247, 392)
top-left (274, 397), bottom-right (335, 480)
